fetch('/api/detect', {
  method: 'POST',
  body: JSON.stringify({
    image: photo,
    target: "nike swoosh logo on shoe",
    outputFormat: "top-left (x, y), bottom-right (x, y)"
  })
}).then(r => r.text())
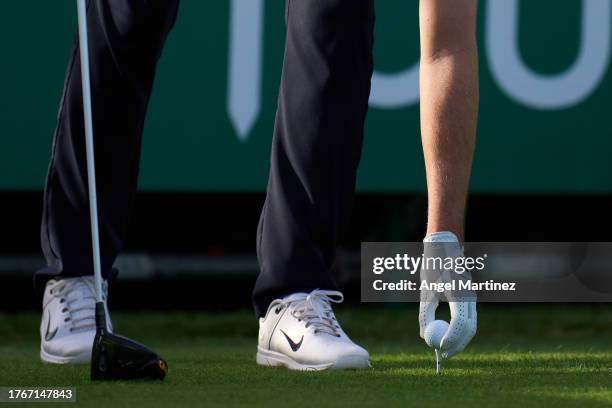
top-left (45, 311), bottom-right (58, 342)
top-left (280, 330), bottom-right (303, 352)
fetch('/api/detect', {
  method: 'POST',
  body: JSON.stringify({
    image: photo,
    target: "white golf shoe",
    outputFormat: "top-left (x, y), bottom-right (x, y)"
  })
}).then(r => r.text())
top-left (256, 289), bottom-right (370, 370)
top-left (40, 276), bottom-right (112, 364)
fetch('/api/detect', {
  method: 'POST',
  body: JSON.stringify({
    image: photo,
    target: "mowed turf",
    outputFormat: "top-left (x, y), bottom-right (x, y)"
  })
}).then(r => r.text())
top-left (1, 305), bottom-right (612, 407)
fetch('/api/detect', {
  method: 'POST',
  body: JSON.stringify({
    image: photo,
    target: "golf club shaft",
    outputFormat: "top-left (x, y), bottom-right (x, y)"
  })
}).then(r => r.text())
top-left (76, 0), bottom-right (104, 304)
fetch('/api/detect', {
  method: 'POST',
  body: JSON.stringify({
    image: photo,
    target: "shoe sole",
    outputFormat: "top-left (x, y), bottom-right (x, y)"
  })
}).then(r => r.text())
top-left (256, 346), bottom-right (371, 371)
top-left (40, 346), bottom-right (90, 365)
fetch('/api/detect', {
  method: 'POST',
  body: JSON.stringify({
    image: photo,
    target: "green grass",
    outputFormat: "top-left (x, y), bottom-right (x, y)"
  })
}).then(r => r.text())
top-left (1, 305), bottom-right (612, 407)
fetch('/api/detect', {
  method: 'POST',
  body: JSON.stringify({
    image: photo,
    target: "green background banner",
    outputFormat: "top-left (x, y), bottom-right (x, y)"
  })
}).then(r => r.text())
top-left (1, 0), bottom-right (610, 193)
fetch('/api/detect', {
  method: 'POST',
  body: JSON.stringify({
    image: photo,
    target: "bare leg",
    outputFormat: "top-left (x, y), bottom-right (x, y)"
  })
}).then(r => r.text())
top-left (419, 0), bottom-right (479, 241)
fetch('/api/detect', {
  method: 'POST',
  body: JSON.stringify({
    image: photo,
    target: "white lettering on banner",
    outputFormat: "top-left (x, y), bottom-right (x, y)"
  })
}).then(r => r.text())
top-left (487, 0), bottom-right (611, 110)
top-left (227, 0), bottom-right (611, 138)
top-left (227, 0), bottom-right (264, 141)
top-left (369, 62), bottom-right (420, 108)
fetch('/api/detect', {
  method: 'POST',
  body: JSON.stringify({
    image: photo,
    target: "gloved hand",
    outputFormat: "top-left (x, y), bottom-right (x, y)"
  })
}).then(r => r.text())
top-left (418, 232), bottom-right (477, 358)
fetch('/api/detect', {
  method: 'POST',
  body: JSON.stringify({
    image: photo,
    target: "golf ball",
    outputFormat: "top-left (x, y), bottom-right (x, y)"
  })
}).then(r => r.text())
top-left (424, 320), bottom-right (449, 349)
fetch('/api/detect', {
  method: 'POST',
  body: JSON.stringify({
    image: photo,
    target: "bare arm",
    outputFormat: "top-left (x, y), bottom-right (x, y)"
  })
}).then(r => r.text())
top-left (419, 0), bottom-right (479, 242)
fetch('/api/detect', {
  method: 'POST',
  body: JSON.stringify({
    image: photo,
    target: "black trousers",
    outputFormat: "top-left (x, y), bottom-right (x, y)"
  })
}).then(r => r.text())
top-left (37, 0), bottom-right (375, 317)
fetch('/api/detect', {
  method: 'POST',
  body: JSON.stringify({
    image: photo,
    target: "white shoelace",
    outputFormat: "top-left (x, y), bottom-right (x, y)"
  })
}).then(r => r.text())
top-left (280, 290), bottom-right (344, 337)
top-left (50, 278), bottom-right (104, 333)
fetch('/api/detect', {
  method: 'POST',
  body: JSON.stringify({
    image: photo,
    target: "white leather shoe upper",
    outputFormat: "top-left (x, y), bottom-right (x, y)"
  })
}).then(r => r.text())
top-left (40, 276), bottom-right (112, 364)
top-left (258, 290), bottom-right (370, 369)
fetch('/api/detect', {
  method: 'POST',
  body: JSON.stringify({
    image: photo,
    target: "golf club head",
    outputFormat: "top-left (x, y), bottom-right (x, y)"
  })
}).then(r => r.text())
top-left (91, 329), bottom-right (168, 381)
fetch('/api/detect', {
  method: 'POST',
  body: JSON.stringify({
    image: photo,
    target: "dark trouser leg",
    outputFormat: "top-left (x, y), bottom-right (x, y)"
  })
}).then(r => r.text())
top-left (36, 0), bottom-right (179, 289)
top-left (253, 0), bottom-right (375, 316)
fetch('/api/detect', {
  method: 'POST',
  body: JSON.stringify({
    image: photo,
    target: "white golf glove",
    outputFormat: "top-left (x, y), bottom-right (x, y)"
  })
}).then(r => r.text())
top-left (419, 232), bottom-right (477, 359)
